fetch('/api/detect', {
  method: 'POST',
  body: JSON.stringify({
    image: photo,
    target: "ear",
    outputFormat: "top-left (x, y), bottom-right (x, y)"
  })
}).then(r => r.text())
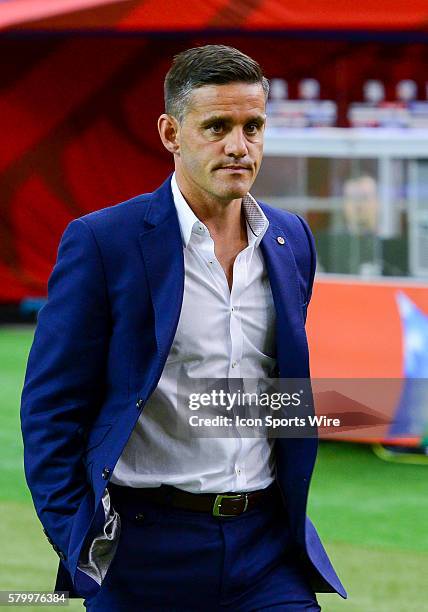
top-left (158, 114), bottom-right (181, 155)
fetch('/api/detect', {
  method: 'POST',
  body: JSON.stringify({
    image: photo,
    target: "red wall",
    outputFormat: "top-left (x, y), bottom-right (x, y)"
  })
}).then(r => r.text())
top-left (1, 35), bottom-right (428, 300)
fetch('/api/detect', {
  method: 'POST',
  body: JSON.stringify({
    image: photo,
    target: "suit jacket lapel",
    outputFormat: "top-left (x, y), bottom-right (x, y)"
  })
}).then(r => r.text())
top-left (260, 221), bottom-right (310, 379)
top-left (138, 177), bottom-right (184, 376)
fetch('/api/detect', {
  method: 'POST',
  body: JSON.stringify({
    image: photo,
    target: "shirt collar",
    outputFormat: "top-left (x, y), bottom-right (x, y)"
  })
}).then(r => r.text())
top-left (242, 192), bottom-right (269, 247)
top-left (171, 173), bottom-right (201, 248)
top-left (171, 172), bottom-right (269, 248)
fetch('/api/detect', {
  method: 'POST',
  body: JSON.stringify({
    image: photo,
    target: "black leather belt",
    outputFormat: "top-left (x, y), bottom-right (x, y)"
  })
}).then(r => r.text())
top-left (109, 481), bottom-right (279, 517)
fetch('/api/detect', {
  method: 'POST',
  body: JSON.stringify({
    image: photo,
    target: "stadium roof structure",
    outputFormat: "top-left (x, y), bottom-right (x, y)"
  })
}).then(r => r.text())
top-left (1, 0), bottom-right (428, 32)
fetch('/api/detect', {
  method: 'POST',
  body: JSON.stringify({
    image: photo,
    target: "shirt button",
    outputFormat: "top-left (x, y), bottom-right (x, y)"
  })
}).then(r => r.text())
top-left (231, 361), bottom-right (238, 368)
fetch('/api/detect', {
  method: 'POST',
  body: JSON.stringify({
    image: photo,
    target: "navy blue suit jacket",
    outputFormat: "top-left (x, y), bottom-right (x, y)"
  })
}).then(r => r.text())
top-left (21, 175), bottom-right (346, 600)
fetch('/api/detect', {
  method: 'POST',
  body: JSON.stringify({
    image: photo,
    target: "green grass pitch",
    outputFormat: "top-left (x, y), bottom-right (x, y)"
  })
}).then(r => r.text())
top-left (1, 327), bottom-right (427, 611)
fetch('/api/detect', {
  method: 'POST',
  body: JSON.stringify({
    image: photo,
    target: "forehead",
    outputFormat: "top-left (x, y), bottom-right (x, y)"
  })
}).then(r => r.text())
top-left (186, 82), bottom-right (266, 119)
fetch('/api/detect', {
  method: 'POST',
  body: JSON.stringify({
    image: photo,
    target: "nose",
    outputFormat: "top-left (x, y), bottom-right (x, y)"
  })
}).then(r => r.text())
top-left (224, 127), bottom-right (249, 159)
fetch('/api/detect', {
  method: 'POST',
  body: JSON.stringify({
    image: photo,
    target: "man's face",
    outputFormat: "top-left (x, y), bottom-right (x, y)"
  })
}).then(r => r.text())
top-left (174, 82), bottom-right (266, 203)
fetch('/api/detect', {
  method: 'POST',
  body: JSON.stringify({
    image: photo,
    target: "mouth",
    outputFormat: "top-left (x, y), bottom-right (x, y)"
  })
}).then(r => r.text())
top-left (216, 165), bottom-right (252, 173)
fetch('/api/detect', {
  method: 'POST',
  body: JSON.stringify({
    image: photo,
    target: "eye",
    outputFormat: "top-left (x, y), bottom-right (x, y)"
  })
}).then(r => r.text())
top-left (209, 122), bottom-right (224, 134)
top-left (245, 123), bottom-right (260, 134)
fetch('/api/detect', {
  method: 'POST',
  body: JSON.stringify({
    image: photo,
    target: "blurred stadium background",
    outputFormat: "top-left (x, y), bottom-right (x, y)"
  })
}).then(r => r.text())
top-left (1, 1), bottom-right (427, 610)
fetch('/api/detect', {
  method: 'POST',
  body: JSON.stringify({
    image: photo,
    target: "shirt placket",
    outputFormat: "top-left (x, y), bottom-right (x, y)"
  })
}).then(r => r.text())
top-left (228, 250), bottom-right (247, 378)
top-left (228, 247), bottom-right (252, 490)
top-left (189, 220), bottom-right (254, 491)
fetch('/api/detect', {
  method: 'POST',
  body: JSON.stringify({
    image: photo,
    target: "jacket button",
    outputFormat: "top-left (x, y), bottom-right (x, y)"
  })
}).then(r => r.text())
top-left (135, 513), bottom-right (145, 522)
top-left (136, 398), bottom-right (144, 409)
top-left (102, 467), bottom-right (111, 480)
top-left (58, 550), bottom-right (66, 561)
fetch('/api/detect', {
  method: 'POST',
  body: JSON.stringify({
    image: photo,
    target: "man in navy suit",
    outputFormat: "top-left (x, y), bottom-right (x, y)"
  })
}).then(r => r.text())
top-left (21, 45), bottom-right (346, 610)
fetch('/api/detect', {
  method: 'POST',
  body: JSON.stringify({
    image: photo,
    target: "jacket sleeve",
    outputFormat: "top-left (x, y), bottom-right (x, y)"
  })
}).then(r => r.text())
top-left (20, 217), bottom-right (110, 566)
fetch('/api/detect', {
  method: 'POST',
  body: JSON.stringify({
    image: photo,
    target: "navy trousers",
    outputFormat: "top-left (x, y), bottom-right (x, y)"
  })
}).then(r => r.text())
top-left (84, 483), bottom-right (321, 611)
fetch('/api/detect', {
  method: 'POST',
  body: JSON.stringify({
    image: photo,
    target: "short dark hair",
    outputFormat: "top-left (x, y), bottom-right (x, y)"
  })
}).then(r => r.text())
top-left (164, 45), bottom-right (269, 122)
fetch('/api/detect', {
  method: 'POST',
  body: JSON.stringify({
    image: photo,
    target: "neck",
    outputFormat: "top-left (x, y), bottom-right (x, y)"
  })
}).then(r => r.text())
top-left (174, 169), bottom-right (247, 242)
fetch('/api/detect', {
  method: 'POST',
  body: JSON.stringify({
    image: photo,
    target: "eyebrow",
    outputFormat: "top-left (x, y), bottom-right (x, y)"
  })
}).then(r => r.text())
top-left (200, 115), bottom-right (266, 128)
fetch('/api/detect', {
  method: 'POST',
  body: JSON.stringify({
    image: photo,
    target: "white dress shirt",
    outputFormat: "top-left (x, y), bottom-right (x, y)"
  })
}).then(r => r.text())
top-left (111, 174), bottom-right (277, 493)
